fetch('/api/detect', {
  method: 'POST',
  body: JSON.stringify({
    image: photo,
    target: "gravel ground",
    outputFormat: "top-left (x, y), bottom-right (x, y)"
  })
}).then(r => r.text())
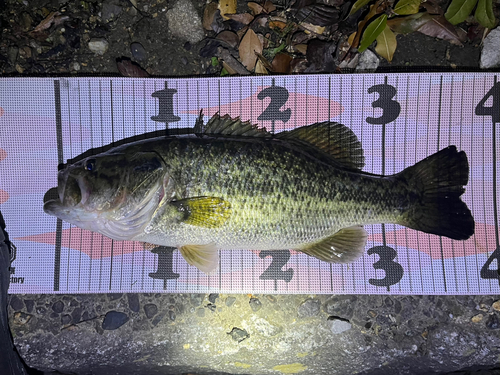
top-left (2, 0), bottom-right (500, 374)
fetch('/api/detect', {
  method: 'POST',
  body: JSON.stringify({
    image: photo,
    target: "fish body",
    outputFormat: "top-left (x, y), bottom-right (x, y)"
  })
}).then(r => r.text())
top-left (44, 114), bottom-right (475, 273)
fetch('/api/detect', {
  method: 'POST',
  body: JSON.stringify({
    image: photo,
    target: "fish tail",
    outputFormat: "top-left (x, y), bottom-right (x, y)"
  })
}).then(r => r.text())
top-left (396, 146), bottom-right (474, 240)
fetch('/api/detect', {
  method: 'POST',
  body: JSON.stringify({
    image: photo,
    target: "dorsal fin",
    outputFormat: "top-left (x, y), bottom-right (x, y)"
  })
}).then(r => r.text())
top-left (276, 121), bottom-right (365, 170)
top-left (195, 113), bottom-right (271, 138)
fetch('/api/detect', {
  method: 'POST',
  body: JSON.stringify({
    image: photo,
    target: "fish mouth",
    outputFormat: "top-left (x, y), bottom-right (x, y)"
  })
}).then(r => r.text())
top-left (57, 171), bottom-right (88, 207)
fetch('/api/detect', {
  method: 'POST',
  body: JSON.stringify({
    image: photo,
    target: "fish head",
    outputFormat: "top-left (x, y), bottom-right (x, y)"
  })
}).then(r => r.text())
top-left (44, 150), bottom-right (166, 240)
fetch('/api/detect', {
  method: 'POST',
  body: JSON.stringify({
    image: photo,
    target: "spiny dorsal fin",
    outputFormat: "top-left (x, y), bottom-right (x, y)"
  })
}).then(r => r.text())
top-left (298, 226), bottom-right (368, 263)
top-left (277, 122), bottom-right (365, 170)
top-left (197, 113), bottom-right (271, 138)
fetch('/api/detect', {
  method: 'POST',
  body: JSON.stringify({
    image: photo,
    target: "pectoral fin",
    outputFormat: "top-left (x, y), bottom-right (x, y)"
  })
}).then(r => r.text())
top-left (179, 243), bottom-right (219, 274)
top-left (298, 226), bottom-right (368, 263)
top-left (171, 197), bottom-right (231, 228)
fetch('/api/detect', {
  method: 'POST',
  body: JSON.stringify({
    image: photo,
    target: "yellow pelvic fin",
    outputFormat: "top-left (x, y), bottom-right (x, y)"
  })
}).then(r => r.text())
top-left (179, 243), bottom-right (219, 274)
top-left (298, 226), bottom-right (368, 263)
top-left (171, 197), bottom-right (231, 228)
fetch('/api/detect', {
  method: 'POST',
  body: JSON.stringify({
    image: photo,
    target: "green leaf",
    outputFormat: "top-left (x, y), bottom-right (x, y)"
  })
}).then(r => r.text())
top-left (394, 0), bottom-right (421, 15)
top-left (220, 67), bottom-right (229, 76)
top-left (359, 14), bottom-right (388, 52)
top-left (211, 57), bottom-right (219, 67)
top-left (444, 0), bottom-right (478, 25)
top-left (375, 25), bottom-right (397, 61)
top-left (349, 0), bottom-right (372, 16)
top-left (475, 0), bottom-right (497, 28)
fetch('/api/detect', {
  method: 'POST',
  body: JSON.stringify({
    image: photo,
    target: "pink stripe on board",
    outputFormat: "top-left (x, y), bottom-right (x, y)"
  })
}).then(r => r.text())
top-left (368, 223), bottom-right (497, 259)
top-left (0, 148), bottom-right (6, 162)
top-left (0, 190), bottom-right (8, 204)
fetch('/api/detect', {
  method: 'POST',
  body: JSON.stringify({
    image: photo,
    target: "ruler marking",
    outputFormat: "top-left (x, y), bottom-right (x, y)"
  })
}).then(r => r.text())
top-left (65, 81), bottom-right (73, 292)
top-left (437, 75), bottom-right (447, 293)
top-left (53, 80), bottom-right (63, 292)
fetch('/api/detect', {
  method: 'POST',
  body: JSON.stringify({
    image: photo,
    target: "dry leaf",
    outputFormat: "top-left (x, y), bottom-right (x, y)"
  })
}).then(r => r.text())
top-left (263, 0), bottom-right (277, 13)
top-left (294, 43), bottom-right (308, 54)
top-left (222, 60), bottom-right (238, 74)
top-left (375, 25), bottom-right (397, 61)
top-left (226, 13), bottom-right (255, 25)
top-left (32, 11), bottom-right (61, 33)
top-left (256, 16), bottom-right (269, 27)
top-left (239, 28), bottom-right (263, 70)
top-left (216, 30), bottom-right (240, 48)
top-left (269, 20), bottom-right (288, 29)
top-left (116, 58), bottom-right (150, 77)
top-left (347, 31), bottom-right (357, 45)
top-left (255, 59), bottom-right (269, 74)
top-left (248, 2), bottom-right (264, 15)
top-left (271, 52), bottom-right (293, 73)
top-left (203, 2), bottom-right (219, 30)
top-left (219, 0), bottom-right (237, 19)
top-left (294, 4), bottom-right (340, 26)
top-left (417, 14), bottom-right (465, 45)
top-left (300, 22), bottom-right (326, 34)
top-left (217, 47), bottom-right (251, 75)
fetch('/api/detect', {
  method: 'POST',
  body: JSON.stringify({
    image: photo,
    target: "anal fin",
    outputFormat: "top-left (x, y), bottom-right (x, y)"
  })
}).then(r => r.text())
top-left (179, 243), bottom-right (219, 274)
top-left (298, 226), bottom-right (368, 263)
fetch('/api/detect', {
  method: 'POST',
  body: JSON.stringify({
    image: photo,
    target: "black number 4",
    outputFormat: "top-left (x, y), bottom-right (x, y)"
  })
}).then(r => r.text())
top-left (475, 81), bottom-right (500, 124)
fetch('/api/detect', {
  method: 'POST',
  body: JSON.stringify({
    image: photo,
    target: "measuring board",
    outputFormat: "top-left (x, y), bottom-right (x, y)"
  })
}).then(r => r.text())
top-left (0, 73), bottom-right (499, 295)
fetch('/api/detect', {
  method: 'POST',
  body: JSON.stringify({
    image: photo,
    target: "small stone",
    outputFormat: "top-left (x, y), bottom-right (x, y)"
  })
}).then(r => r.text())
top-left (196, 308), bottom-right (205, 317)
top-left (50, 312), bottom-right (59, 319)
top-left (71, 307), bottom-right (82, 324)
top-left (249, 297), bottom-right (262, 312)
top-left (36, 306), bottom-right (46, 314)
top-left (368, 310), bottom-right (377, 318)
top-left (130, 42), bottom-right (147, 61)
top-left (52, 301), bottom-right (64, 314)
top-left (166, 0), bottom-right (205, 44)
top-left (19, 46), bottom-right (32, 58)
top-left (8, 46), bottom-right (19, 65)
top-left (20, 12), bottom-right (33, 31)
top-left (181, 56), bottom-right (188, 65)
top-left (61, 314), bottom-right (72, 325)
top-left (480, 27), bottom-right (500, 69)
top-left (70, 62), bottom-right (80, 71)
top-left (485, 314), bottom-right (499, 330)
top-left (355, 49), bottom-right (379, 72)
top-left (298, 298), bottom-right (321, 318)
top-left (88, 38), bottom-right (109, 55)
top-left (207, 303), bottom-right (216, 312)
top-left (24, 300), bottom-right (34, 313)
top-left (108, 293), bottom-right (122, 301)
top-left (168, 310), bottom-right (176, 321)
top-left (13, 312), bottom-right (31, 325)
top-left (471, 314), bottom-right (483, 323)
top-left (190, 294), bottom-right (204, 306)
top-left (492, 300), bottom-right (500, 312)
top-left (327, 318), bottom-right (352, 334)
top-left (208, 293), bottom-right (219, 304)
top-left (15, 64), bottom-right (24, 74)
top-left (127, 294), bottom-right (140, 313)
top-left (225, 297), bottom-right (236, 307)
top-left (102, 311), bottom-right (129, 330)
top-left (152, 312), bottom-right (166, 326)
top-left (144, 304), bottom-right (158, 319)
top-left (10, 295), bottom-right (24, 311)
top-left (228, 327), bottom-right (249, 342)
top-left (102, 2), bottom-right (122, 21)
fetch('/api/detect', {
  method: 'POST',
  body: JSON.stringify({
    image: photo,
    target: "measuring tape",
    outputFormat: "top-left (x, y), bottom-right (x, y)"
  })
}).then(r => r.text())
top-left (0, 73), bottom-right (498, 295)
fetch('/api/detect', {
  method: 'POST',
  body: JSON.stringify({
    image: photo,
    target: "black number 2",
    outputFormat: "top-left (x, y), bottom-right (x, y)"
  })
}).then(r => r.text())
top-left (368, 246), bottom-right (404, 291)
top-left (259, 250), bottom-right (294, 282)
top-left (257, 85), bottom-right (292, 123)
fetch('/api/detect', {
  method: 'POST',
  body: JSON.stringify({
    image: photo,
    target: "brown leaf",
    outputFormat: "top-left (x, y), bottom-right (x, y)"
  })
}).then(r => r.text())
top-left (271, 53), bottom-right (293, 73)
top-left (116, 58), bottom-right (150, 77)
top-left (269, 20), bottom-right (288, 29)
top-left (248, 2), bottom-right (264, 15)
top-left (32, 11), bottom-right (60, 33)
top-left (255, 52), bottom-right (274, 70)
top-left (290, 57), bottom-right (308, 73)
top-left (238, 28), bottom-right (263, 70)
top-left (203, 2), bottom-right (219, 30)
top-left (256, 16), bottom-right (269, 27)
top-left (222, 60), bottom-right (238, 74)
top-left (216, 30), bottom-right (240, 48)
top-left (263, 0), bottom-right (277, 13)
top-left (417, 14), bottom-right (465, 45)
top-left (387, 12), bottom-right (433, 34)
top-left (421, 0), bottom-right (444, 15)
top-left (226, 13), bottom-right (255, 25)
top-left (255, 59), bottom-right (269, 74)
top-left (219, 0), bottom-right (237, 19)
top-left (217, 47), bottom-right (251, 75)
top-left (294, 43), bottom-right (308, 54)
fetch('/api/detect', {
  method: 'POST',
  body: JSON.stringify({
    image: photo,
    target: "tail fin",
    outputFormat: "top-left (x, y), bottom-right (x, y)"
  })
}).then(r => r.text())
top-left (396, 146), bottom-right (474, 240)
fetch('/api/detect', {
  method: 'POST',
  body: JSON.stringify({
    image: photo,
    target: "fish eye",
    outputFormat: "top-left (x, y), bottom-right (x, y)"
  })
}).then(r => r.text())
top-left (85, 159), bottom-right (96, 171)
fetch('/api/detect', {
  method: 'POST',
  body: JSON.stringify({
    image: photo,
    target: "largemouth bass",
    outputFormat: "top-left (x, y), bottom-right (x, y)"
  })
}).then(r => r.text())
top-left (44, 114), bottom-right (475, 273)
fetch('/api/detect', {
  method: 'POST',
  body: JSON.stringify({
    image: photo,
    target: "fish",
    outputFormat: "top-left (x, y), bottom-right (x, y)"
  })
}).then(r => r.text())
top-left (43, 114), bottom-right (475, 273)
